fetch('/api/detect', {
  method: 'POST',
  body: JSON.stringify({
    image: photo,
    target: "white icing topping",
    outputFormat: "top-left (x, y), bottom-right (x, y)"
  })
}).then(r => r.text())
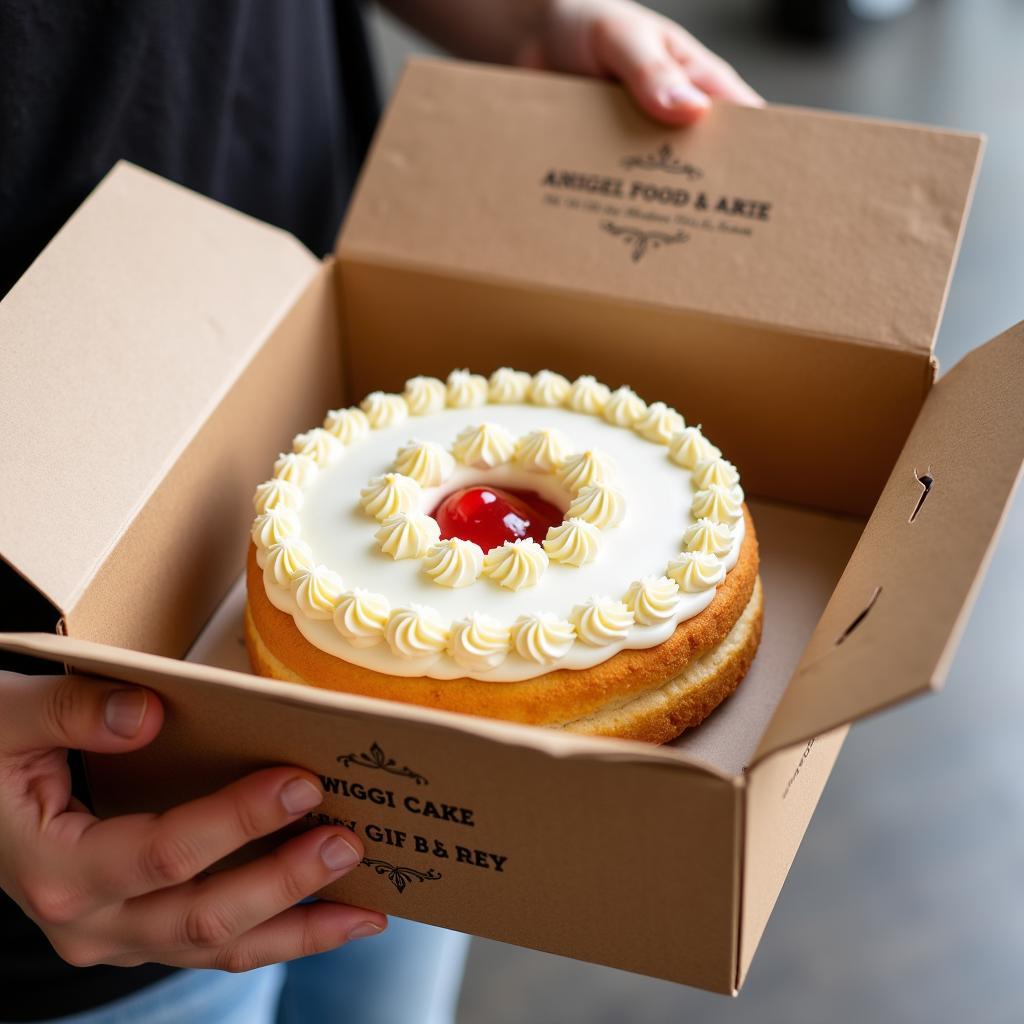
top-left (566, 375), bottom-right (611, 414)
top-left (295, 565), bottom-right (344, 619)
top-left (273, 452), bottom-right (318, 487)
top-left (263, 538), bottom-right (314, 587)
top-left (451, 422), bottom-right (517, 468)
top-left (403, 376), bottom-right (446, 416)
top-left (446, 369), bottom-right (488, 408)
top-left (557, 449), bottom-right (617, 493)
top-left (386, 604), bottom-right (449, 657)
top-left (375, 512), bottom-right (440, 560)
top-left (543, 517), bottom-right (602, 567)
top-left (323, 407), bottom-right (370, 445)
top-left (571, 596), bottom-right (634, 646)
top-left (565, 483), bottom-right (626, 529)
top-left (634, 402), bottom-right (685, 445)
top-left (515, 428), bottom-right (572, 473)
top-left (448, 613), bottom-right (511, 671)
top-left (683, 518), bottom-right (733, 556)
top-left (482, 538), bottom-right (548, 590)
top-left (262, 373), bottom-right (747, 681)
top-left (253, 478), bottom-right (304, 514)
top-left (693, 458), bottom-right (740, 490)
top-left (360, 473), bottom-right (422, 520)
top-left (292, 427), bottom-right (344, 467)
top-left (511, 612), bottom-right (575, 665)
top-left (393, 439), bottom-right (455, 486)
top-left (692, 484), bottom-right (744, 524)
top-left (422, 538), bottom-right (484, 588)
top-left (267, 469), bottom-right (742, 681)
top-left (251, 507), bottom-right (300, 549)
top-left (623, 575), bottom-right (681, 625)
top-left (667, 551), bottom-right (725, 592)
top-left (488, 367), bottom-right (532, 403)
top-left (361, 391), bottom-right (409, 430)
top-left (333, 588), bottom-right (391, 647)
top-left (669, 426), bottom-right (721, 469)
top-left (529, 369), bottom-right (571, 406)
top-left (603, 386), bottom-right (647, 426)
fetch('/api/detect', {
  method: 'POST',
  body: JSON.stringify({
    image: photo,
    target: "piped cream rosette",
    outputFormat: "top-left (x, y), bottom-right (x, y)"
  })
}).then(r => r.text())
top-left (251, 369), bottom-right (745, 681)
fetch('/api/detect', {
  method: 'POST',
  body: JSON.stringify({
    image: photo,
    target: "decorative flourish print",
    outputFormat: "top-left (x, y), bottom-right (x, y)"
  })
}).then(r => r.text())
top-left (621, 143), bottom-right (703, 178)
top-left (361, 857), bottom-right (442, 893)
top-left (601, 222), bottom-right (688, 263)
top-left (337, 742), bottom-right (428, 785)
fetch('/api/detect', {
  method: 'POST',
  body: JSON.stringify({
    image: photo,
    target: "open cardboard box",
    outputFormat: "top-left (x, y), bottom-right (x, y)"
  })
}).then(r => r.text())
top-left (2, 59), bottom-right (1023, 994)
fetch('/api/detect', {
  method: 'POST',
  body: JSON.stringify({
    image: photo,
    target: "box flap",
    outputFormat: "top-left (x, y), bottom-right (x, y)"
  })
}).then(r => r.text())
top-left (340, 58), bottom-right (981, 355)
top-left (0, 162), bottom-right (319, 618)
top-left (753, 320), bottom-right (1024, 762)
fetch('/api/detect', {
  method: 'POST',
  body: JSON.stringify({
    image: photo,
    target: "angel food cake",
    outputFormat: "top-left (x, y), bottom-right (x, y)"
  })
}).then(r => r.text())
top-left (245, 369), bottom-right (762, 744)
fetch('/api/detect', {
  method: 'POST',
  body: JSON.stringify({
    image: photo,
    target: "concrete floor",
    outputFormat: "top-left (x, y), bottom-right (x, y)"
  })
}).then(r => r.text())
top-left (367, 3), bottom-right (1024, 1021)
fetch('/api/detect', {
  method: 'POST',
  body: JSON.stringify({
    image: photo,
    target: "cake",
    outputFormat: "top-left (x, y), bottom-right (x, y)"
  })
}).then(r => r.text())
top-left (245, 368), bottom-right (762, 744)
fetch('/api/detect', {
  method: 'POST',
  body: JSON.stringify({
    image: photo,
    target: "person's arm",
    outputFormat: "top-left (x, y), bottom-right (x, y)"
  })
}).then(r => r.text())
top-left (379, 0), bottom-right (762, 123)
top-left (0, 671), bottom-right (385, 970)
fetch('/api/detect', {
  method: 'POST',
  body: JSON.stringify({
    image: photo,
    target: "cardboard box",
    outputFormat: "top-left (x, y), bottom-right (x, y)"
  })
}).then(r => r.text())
top-left (2, 59), bottom-right (1022, 994)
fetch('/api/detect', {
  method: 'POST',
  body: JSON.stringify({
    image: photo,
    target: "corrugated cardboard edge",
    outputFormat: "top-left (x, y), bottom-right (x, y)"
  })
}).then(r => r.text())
top-left (753, 320), bottom-right (1024, 763)
top-left (0, 631), bottom-right (739, 781)
top-left (736, 726), bottom-right (849, 990)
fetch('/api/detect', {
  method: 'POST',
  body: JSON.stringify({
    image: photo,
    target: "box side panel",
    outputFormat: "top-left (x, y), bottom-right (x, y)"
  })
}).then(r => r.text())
top-left (754, 320), bottom-right (1024, 760)
top-left (738, 725), bottom-right (848, 987)
top-left (339, 259), bottom-right (930, 517)
top-left (67, 262), bottom-right (343, 656)
top-left (65, 654), bottom-right (739, 992)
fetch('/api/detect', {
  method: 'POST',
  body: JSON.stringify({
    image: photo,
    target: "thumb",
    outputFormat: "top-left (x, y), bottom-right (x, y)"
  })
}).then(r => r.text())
top-left (0, 672), bottom-right (164, 757)
top-left (591, 16), bottom-right (711, 125)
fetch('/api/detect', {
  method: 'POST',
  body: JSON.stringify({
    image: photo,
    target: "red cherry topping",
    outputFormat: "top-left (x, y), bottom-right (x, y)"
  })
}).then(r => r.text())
top-left (431, 486), bottom-right (564, 552)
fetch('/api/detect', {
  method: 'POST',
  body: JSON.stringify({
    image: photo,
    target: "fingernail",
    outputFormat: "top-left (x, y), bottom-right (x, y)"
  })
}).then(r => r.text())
top-left (321, 835), bottom-right (361, 871)
top-left (661, 80), bottom-right (710, 109)
top-left (281, 778), bottom-right (323, 814)
top-left (348, 921), bottom-right (384, 941)
top-left (104, 689), bottom-right (147, 738)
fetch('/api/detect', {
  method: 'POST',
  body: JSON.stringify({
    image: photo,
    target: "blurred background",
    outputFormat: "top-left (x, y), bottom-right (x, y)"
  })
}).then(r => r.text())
top-left (365, 2), bottom-right (1024, 1021)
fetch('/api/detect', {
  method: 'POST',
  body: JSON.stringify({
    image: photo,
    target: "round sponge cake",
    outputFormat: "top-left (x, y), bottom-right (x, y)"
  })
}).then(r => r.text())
top-left (244, 369), bottom-right (762, 743)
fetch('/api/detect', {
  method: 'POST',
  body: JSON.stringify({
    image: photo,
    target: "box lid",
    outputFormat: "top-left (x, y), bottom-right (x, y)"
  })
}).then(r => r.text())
top-left (0, 163), bottom-right (320, 623)
top-left (753, 319), bottom-right (1024, 762)
top-left (339, 59), bottom-right (982, 356)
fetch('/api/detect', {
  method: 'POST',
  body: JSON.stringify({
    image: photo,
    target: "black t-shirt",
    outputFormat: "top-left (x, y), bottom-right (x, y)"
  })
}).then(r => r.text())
top-left (0, 1), bottom-right (378, 1018)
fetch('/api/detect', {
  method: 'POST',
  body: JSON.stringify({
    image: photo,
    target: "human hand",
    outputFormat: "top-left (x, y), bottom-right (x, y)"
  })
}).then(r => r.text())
top-left (0, 670), bottom-right (385, 971)
top-left (517, 0), bottom-right (763, 123)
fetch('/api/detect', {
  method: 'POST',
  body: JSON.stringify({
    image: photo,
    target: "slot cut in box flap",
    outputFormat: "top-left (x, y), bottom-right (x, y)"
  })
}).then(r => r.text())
top-left (754, 320), bottom-right (1024, 761)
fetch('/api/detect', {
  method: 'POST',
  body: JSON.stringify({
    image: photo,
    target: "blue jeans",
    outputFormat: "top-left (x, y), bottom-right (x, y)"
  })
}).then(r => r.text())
top-left (22, 918), bottom-right (470, 1024)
